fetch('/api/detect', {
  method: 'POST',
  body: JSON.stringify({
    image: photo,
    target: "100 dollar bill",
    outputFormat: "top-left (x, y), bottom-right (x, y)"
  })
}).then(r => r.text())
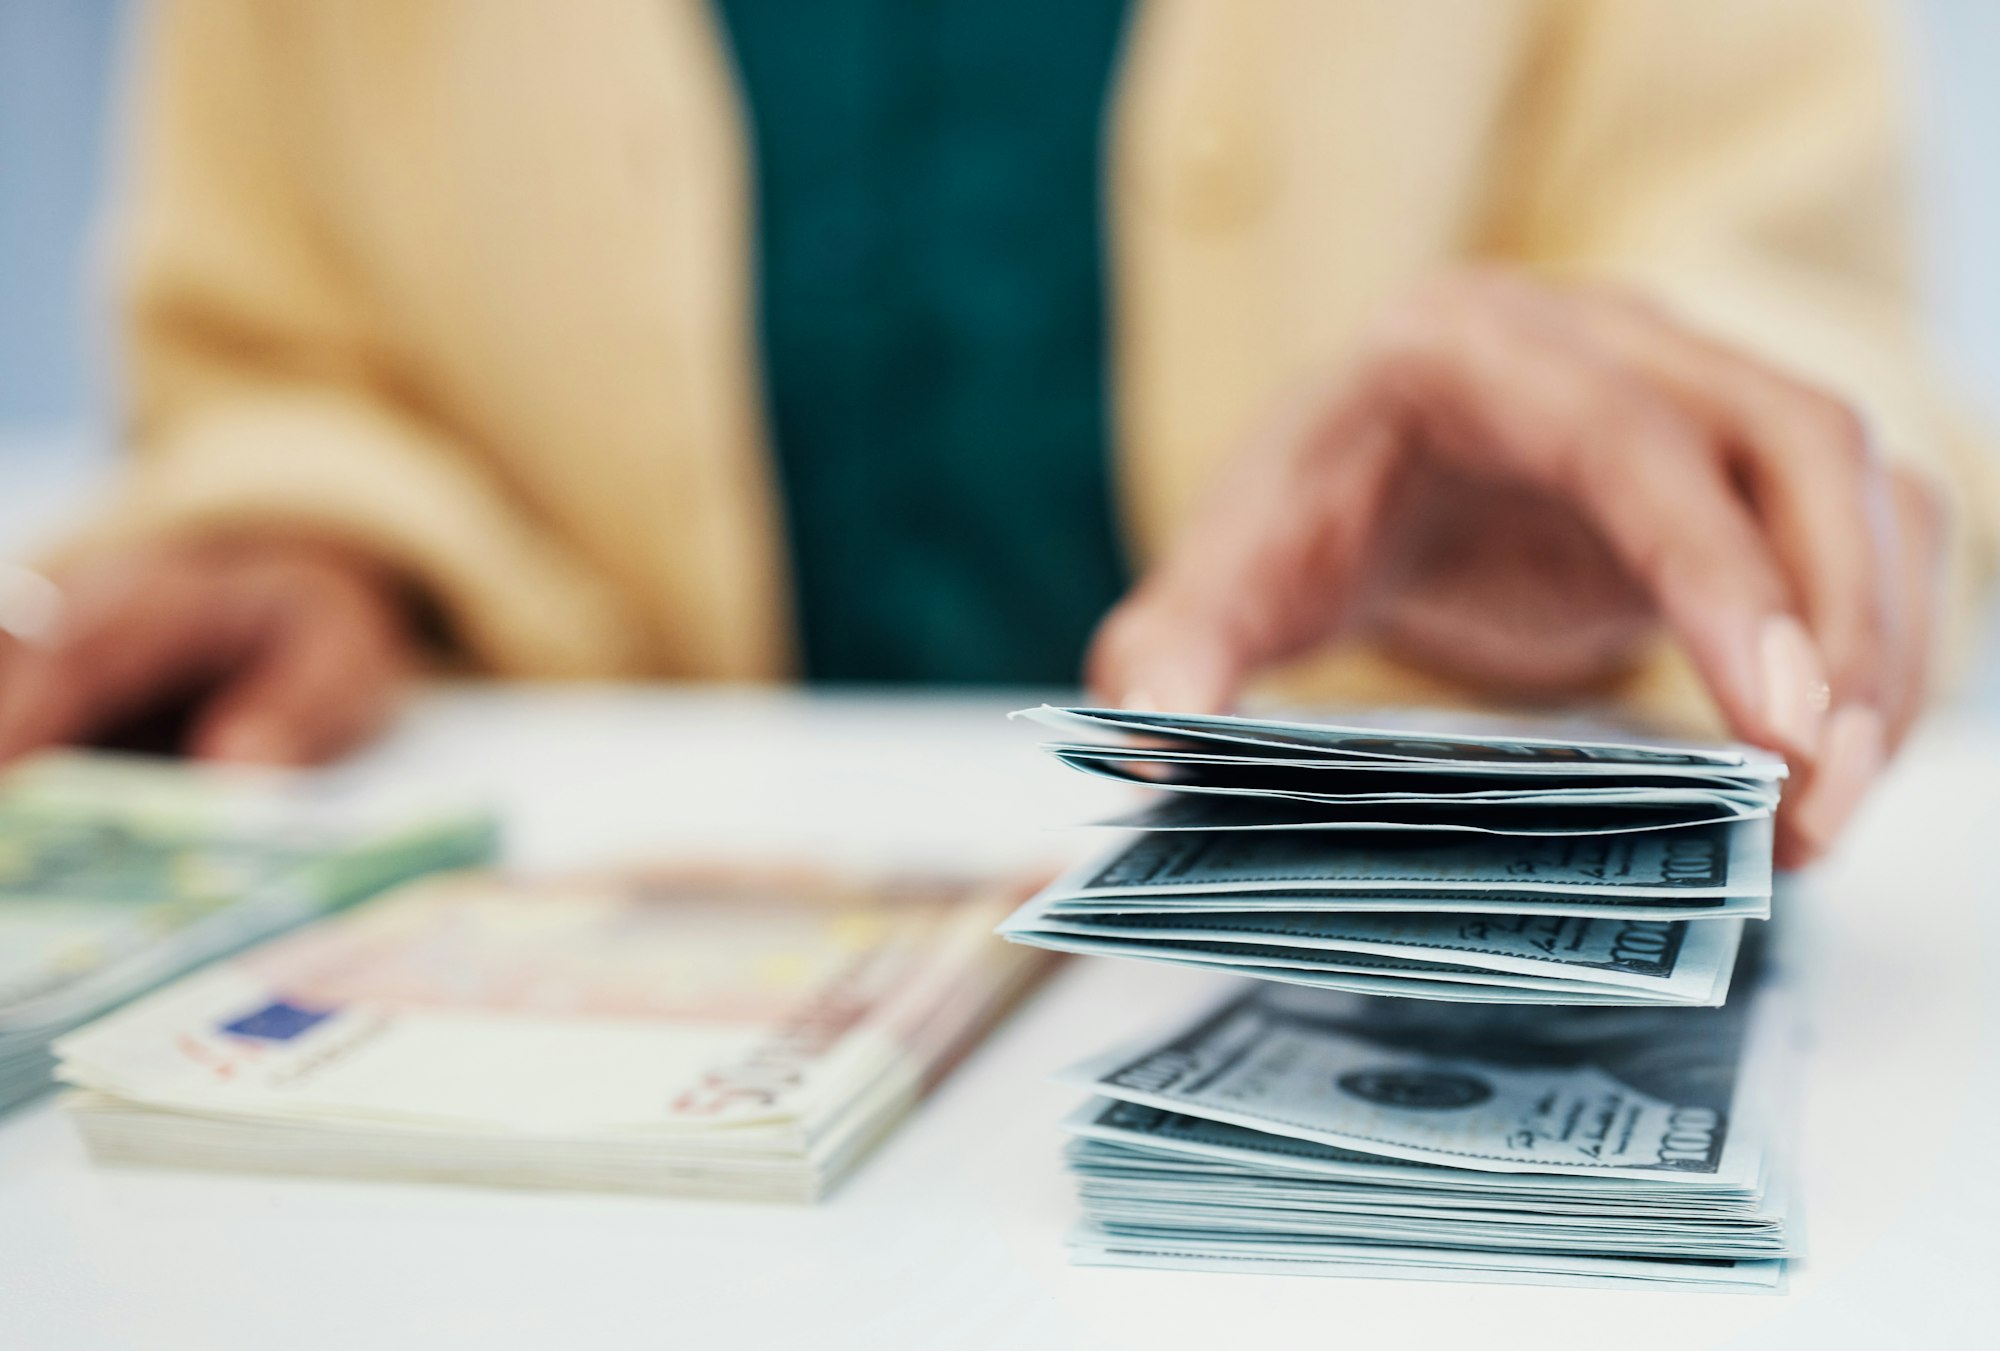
top-left (1048, 818), bottom-right (1772, 903)
top-left (1063, 978), bottom-right (1784, 1184)
top-left (1014, 706), bottom-right (1786, 776)
top-left (1000, 905), bottom-right (1742, 1006)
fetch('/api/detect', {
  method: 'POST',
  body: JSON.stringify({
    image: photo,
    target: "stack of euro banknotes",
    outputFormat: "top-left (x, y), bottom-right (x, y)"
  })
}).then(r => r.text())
top-left (55, 863), bottom-right (1044, 1202)
top-left (17, 751), bottom-right (1041, 1203)
top-left (0, 753), bottom-right (496, 1113)
top-left (999, 706), bottom-right (1796, 1290)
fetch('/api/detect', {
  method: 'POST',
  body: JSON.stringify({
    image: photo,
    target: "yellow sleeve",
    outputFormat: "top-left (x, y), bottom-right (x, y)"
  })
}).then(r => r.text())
top-left (1488, 0), bottom-right (2000, 718)
top-left (71, 0), bottom-right (644, 677)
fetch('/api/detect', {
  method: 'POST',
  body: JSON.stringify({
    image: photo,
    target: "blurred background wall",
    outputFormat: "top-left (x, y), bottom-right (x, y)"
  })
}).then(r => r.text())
top-left (1, 0), bottom-right (1997, 687)
top-left (0, 0), bottom-right (125, 438)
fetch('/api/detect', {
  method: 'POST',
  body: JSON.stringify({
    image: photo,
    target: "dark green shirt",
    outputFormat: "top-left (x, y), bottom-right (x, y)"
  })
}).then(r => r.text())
top-left (717, 0), bottom-right (1131, 684)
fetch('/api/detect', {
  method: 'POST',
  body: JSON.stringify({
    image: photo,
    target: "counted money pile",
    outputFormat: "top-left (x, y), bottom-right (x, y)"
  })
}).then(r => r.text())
top-left (56, 867), bottom-right (1046, 1202)
top-left (1058, 955), bottom-right (1796, 1291)
top-left (0, 752), bottom-right (495, 1113)
top-left (1000, 707), bottom-right (1781, 1007)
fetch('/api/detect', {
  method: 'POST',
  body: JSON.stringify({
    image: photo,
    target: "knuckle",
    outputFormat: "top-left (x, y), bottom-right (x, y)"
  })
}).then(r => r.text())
top-left (45, 610), bottom-right (120, 672)
top-left (1406, 269), bottom-right (1481, 316)
top-left (1799, 393), bottom-right (1874, 472)
top-left (1370, 270), bottom-right (1504, 357)
top-left (1366, 292), bottom-right (1450, 366)
top-left (1892, 466), bottom-right (1951, 544)
top-left (1568, 387), bottom-right (1708, 484)
top-left (1354, 336), bottom-right (1435, 414)
top-left (1587, 283), bottom-right (1673, 329)
top-left (1438, 265), bottom-right (1515, 309)
top-left (1361, 271), bottom-right (1553, 407)
top-left (1085, 603), bottom-right (1146, 682)
top-left (1818, 588), bottom-right (1896, 704)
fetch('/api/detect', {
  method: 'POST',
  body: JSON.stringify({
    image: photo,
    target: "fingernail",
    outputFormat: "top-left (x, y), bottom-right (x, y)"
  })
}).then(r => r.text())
top-left (1757, 615), bottom-right (1830, 762)
top-left (1792, 704), bottom-right (1885, 852)
top-left (1117, 688), bottom-right (1161, 712)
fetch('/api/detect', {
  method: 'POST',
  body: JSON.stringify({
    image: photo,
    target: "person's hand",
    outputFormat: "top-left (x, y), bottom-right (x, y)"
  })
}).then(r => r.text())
top-left (0, 537), bottom-right (415, 766)
top-left (1089, 270), bottom-right (1947, 867)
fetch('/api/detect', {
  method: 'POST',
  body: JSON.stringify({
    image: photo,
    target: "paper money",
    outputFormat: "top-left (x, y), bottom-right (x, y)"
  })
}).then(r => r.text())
top-left (1011, 707), bottom-right (1793, 1287)
top-left (1047, 821), bottom-right (1772, 901)
top-left (0, 751), bottom-right (495, 1113)
top-left (1066, 978), bottom-right (1779, 1180)
top-left (1017, 706), bottom-right (1786, 775)
top-left (57, 865), bottom-right (1047, 1202)
top-left (1065, 1229), bottom-right (1785, 1290)
top-left (1050, 967), bottom-right (1794, 1290)
top-left (1001, 903), bottom-right (1742, 1006)
top-left (1001, 708), bottom-right (1778, 1003)
top-left (1050, 747), bottom-right (1779, 802)
top-left (1099, 791), bottom-right (1766, 838)
top-left (1002, 824), bottom-right (1766, 1004)
top-left (1019, 708), bottom-right (1783, 824)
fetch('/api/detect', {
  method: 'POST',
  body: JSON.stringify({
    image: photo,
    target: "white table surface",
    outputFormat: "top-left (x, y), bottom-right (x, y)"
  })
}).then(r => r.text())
top-left (1, 684), bottom-right (1996, 1351)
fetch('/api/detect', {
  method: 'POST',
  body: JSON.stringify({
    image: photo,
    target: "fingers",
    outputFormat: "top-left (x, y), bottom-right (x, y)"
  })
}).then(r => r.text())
top-left (1562, 290), bottom-right (1951, 863)
top-left (0, 553), bottom-right (256, 762)
top-left (1564, 291), bottom-right (1895, 731)
top-left (1777, 468), bottom-right (1945, 865)
top-left (1094, 273), bottom-right (1826, 762)
top-left (1779, 703), bottom-right (1886, 868)
top-left (1366, 465), bottom-right (1657, 696)
top-left (0, 541), bottom-right (414, 767)
top-left (1372, 284), bottom-right (1821, 762)
top-left (1093, 268), bottom-right (1941, 869)
top-left (1087, 376), bottom-right (1404, 711)
top-left (187, 585), bottom-right (408, 765)
top-left (1876, 469), bottom-right (1948, 747)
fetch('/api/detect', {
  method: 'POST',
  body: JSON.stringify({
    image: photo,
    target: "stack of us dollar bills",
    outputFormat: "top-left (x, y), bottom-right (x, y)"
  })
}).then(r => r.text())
top-left (55, 867), bottom-right (1047, 1201)
top-left (0, 752), bottom-right (496, 1113)
top-left (999, 707), bottom-right (1782, 1007)
top-left (1057, 959), bottom-right (1795, 1291)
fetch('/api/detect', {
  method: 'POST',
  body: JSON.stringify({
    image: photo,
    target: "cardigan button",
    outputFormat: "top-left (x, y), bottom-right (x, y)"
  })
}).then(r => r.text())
top-left (1168, 119), bottom-right (1274, 235)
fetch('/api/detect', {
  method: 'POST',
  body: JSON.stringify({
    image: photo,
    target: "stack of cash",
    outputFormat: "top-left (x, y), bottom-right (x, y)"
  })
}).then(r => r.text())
top-left (1058, 962), bottom-right (1795, 1291)
top-left (1000, 707), bottom-right (1781, 1007)
top-left (56, 867), bottom-right (1047, 1202)
top-left (0, 752), bottom-right (496, 1113)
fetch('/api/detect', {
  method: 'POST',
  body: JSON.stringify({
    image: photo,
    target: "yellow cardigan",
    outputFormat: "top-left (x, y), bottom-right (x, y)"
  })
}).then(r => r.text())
top-left (87, 0), bottom-right (1998, 727)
